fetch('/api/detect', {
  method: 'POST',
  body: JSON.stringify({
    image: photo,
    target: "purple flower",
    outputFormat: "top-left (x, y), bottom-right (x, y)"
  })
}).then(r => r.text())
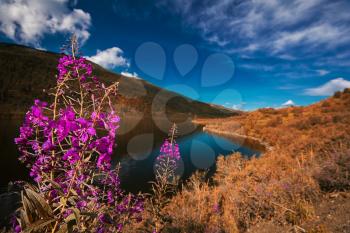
top-left (99, 137), bottom-right (113, 153)
top-left (87, 127), bottom-right (96, 136)
top-left (77, 200), bottom-right (87, 210)
top-left (213, 203), bottom-right (221, 214)
top-left (42, 139), bottom-right (53, 151)
top-left (80, 132), bottom-right (89, 143)
top-left (57, 55), bottom-right (93, 83)
top-left (157, 139), bottom-right (181, 161)
top-left (49, 190), bottom-right (58, 199)
top-left (10, 216), bottom-right (21, 233)
top-left (98, 214), bottom-right (111, 224)
top-left (97, 153), bottom-right (111, 170)
top-left (117, 224), bottom-right (123, 232)
top-left (62, 148), bottom-right (80, 163)
top-left (30, 165), bottom-right (42, 182)
top-left (62, 107), bottom-right (75, 121)
top-left (107, 190), bottom-right (114, 204)
top-left (63, 209), bottom-right (73, 218)
top-left (14, 50), bottom-right (143, 232)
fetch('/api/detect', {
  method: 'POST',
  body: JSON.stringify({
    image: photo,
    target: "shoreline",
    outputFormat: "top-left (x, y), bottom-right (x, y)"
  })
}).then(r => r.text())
top-left (193, 120), bottom-right (272, 153)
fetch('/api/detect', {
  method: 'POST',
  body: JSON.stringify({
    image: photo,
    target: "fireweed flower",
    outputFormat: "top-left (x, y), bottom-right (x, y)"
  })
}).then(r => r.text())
top-left (154, 124), bottom-right (181, 179)
top-left (57, 55), bottom-right (92, 83)
top-left (157, 139), bottom-right (181, 161)
top-left (13, 41), bottom-right (143, 233)
top-left (10, 216), bottom-right (21, 233)
top-left (150, 124), bottom-right (181, 232)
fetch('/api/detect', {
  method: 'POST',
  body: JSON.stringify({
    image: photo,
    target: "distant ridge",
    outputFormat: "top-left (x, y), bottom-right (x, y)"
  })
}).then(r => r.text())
top-left (0, 42), bottom-right (239, 119)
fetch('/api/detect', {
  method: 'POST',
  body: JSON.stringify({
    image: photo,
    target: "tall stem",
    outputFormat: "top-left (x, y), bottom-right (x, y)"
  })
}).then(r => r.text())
top-left (170, 123), bottom-right (176, 145)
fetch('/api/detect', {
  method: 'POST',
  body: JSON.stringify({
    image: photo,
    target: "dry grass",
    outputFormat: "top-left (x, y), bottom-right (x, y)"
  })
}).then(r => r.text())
top-left (161, 152), bottom-right (318, 232)
top-left (156, 89), bottom-right (350, 232)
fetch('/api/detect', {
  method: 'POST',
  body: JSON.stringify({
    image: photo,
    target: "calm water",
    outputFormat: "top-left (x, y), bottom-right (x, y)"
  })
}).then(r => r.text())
top-left (0, 117), bottom-right (260, 193)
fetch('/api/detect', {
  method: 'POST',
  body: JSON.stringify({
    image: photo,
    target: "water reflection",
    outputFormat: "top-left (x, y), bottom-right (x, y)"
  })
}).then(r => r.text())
top-left (116, 128), bottom-right (260, 193)
top-left (0, 115), bottom-right (260, 194)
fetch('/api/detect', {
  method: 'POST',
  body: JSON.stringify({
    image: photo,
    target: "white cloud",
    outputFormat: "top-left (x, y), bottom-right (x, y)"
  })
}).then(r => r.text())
top-left (223, 101), bottom-right (246, 110)
top-left (282, 100), bottom-right (295, 106)
top-left (272, 23), bottom-right (349, 53)
top-left (238, 63), bottom-right (275, 72)
top-left (231, 104), bottom-right (244, 110)
top-left (121, 71), bottom-right (140, 79)
top-left (86, 47), bottom-right (129, 69)
top-left (278, 84), bottom-right (301, 90)
top-left (0, 0), bottom-right (91, 46)
top-left (304, 77), bottom-right (350, 96)
top-left (159, 0), bottom-right (350, 57)
top-left (317, 69), bottom-right (330, 76)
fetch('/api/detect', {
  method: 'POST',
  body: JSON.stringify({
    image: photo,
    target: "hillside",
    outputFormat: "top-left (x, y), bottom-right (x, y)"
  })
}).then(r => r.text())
top-left (143, 89), bottom-right (350, 232)
top-left (0, 42), bottom-right (237, 119)
top-left (196, 89), bottom-right (350, 157)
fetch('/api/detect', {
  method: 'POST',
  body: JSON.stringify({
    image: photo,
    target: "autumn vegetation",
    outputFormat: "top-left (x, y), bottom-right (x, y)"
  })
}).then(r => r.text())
top-left (147, 88), bottom-right (350, 232)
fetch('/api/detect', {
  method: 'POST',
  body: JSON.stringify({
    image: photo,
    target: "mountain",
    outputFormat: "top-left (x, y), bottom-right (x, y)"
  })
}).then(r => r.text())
top-left (0, 42), bottom-right (238, 119)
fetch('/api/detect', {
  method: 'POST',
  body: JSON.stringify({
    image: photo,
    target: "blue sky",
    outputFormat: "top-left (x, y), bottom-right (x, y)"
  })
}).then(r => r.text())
top-left (1, 0), bottom-right (350, 110)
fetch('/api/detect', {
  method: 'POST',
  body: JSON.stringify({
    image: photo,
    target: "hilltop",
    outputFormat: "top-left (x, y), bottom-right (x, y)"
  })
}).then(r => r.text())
top-left (0, 42), bottom-right (237, 119)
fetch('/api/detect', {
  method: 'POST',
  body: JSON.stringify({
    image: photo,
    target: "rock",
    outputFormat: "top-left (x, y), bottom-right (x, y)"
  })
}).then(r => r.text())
top-left (0, 191), bottom-right (21, 228)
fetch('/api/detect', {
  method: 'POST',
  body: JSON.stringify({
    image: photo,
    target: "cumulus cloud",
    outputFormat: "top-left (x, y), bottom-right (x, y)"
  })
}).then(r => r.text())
top-left (86, 47), bottom-right (129, 69)
top-left (0, 0), bottom-right (91, 46)
top-left (304, 77), bottom-right (350, 96)
top-left (282, 100), bottom-right (295, 106)
top-left (121, 71), bottom-right (140, 79)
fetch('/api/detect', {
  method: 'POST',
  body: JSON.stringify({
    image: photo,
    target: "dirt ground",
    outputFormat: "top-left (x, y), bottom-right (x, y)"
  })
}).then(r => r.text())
top-left (302, 191), bottom-right (350, 233)
top-left (247, 191), bottom-right (350, 233)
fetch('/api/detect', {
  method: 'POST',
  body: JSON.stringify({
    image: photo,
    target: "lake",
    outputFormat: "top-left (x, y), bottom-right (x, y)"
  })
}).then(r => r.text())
top-left (0, 116), bottom-right (260, 193)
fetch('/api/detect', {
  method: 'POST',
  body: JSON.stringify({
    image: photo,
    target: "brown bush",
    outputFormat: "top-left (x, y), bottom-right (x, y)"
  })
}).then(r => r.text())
top-left (281, 111), bottom-right (289, 117)
top-left (290, 107), bottom-right (303, 117)
top-left (292, 120), bottom-right (309, 130)
top-left (333, 91), bottom-right (342, 98)
top-left (163, 153), bottom-right (319, 232)
top-left (267, 116), bottom-right (283, 127)
top-left (314, 150), bottom-right (350, 191)
top-left (343, 88), bottom-right (350, 94)
top-left (308, 116), bottom-right (322, 126)
top-left (321, 101), bottom-right (330, 107)
top-left (259, 108), bottom-right (278, 115)
top-left (332, 115), bottom-right (342, 123)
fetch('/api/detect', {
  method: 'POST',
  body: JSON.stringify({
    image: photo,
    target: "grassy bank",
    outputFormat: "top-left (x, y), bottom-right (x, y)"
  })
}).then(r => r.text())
top-left (198, 123), bottom-right (270, 152)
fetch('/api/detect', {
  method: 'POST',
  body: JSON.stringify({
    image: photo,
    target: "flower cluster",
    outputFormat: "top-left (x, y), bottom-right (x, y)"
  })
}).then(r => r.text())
top-left (157, 139), bottom-right (180, 161)
top-left (15, 101), bottom-right (119, 181)
top-left (57, 55), bottom-right (93, 82)
top-left (13, 40), bottom-right (143, 233)
top-left (155, 124), bottom-right (181, 176)
top-left (149, 124), bottom-right (181, 232)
